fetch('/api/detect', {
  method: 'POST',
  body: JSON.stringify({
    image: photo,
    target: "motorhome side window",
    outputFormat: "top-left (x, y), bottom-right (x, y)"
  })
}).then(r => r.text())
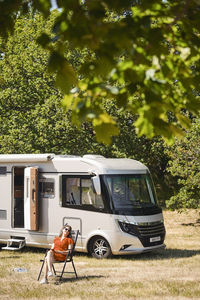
top-left (62, 176), bottom-right (104, 209)
top-left (0, 167), bottom-right (7, 175)
top-left (39, 178), bottom-right (55, 198)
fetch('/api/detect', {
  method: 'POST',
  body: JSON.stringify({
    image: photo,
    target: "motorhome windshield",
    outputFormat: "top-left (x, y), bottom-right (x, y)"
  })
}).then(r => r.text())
top-left (103, 173), bottom-right (158, 212)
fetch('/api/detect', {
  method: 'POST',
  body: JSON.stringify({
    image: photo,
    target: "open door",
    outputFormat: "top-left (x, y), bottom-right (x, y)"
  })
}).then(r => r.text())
top-left (14, 167), bottom-right (25, 228)
top-left (24, 167), bottom-right (39, 231)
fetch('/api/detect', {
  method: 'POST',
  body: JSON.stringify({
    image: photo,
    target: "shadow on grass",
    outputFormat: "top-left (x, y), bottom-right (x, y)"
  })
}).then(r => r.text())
top-left (70, 248), bottom-right (200, 260)
top-left (21, 247), bottom-right (47, 253)
top-left (116, 248), bottom-right (200, 261)
top-left (54, 275), bottom-right (104, 285)
top-left (3, 246), bottom-right (200, 262)
top-left (0, 255), bottom-right (21, 259)
top-left (181, 220), bottom-right (200, 227)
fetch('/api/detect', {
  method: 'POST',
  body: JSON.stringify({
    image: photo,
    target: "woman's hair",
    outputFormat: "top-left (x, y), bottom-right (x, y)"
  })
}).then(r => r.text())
top-left (59, 224), bottom-right (72, 238)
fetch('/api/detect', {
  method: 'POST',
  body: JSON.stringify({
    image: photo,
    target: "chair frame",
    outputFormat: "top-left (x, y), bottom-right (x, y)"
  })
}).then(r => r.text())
top-left (38, 230), bottom-right (79, 282)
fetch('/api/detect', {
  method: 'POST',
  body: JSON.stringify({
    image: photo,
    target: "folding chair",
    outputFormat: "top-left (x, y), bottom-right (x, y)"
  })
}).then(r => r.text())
top-left (38, 230), bottom-right (79, 282)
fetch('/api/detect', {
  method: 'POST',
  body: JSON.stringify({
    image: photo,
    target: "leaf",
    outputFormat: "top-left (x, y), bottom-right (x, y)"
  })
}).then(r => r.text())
top-left (116, 92), bottom-right (128, 108)
top-left (62, 94), bottom-right (74, 110)
top-left (145, 69), bottom-right (156, 80)
top-left (55, 61), bottom-right (78, 94)
top-left (168, 124), bottom-right (184, 139)
top-left (94, 122), bottom-right (119, 144)
top-left (134, 116), bottom-right (154, 139)
top-left (176, 113), bottom-right (191, 129)
top-left (37, 33), bottom-right (51, 48)
top-left (104, 84), bottom-right (119, 95)
top-left (48, 51), bottom-right (64, 72)
top-left (92, 113), bottom-right (115, 126)
top-left (177, 47), bottom-right (191, 60)
top-left (32, 0), bottom-right (51, 17)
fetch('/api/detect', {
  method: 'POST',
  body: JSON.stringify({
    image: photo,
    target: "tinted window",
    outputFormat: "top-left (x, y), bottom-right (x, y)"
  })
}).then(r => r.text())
top-left (39, 179), bottom-right (55, 198)
top-left (62, 176), bottom-right (104, 209)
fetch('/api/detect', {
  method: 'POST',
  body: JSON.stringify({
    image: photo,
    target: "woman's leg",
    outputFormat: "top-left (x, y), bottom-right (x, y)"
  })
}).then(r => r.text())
top-left (46, 250), bottom-right (55, 277)
top-left (40, 250), bottom-right (56, 283)
top-left (40, 252), bottom-right (50, 283)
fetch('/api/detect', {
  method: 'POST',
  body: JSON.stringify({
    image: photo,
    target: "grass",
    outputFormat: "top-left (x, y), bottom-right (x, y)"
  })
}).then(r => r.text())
top-left (0, 210), bottom-right (200, 300)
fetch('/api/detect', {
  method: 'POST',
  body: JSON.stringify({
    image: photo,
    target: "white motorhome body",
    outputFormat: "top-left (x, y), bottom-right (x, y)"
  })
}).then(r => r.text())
top-left (0, 154), bottom-right (165, 258)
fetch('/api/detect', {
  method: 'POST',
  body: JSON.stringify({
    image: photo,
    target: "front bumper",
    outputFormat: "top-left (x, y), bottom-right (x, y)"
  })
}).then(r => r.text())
top-left (112, 243), bottom-right (166, 255)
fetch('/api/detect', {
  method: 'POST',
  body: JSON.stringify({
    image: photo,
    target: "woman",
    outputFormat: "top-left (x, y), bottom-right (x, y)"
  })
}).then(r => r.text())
top-left (40, 225), bottom-right (74, 284)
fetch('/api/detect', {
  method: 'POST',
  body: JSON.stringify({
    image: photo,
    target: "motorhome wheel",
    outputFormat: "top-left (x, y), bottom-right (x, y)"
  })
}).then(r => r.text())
top-left (89, 236), bottom-right (111, 259)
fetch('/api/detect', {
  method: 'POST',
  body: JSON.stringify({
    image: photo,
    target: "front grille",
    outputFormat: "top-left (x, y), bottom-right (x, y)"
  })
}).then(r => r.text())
top-left (118, 220), bottom-right (166, 247)
top-left (138, 222), bottom-right (165, 237)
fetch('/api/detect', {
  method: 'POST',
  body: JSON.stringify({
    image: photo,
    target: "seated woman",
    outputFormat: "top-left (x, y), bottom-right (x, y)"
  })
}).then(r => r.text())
top-left (40, 225), bottom-right (74, 284)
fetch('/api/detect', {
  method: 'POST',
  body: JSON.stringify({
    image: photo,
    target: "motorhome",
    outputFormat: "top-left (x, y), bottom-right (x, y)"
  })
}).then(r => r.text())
top-left (0, 154), bottom-right (165, 258)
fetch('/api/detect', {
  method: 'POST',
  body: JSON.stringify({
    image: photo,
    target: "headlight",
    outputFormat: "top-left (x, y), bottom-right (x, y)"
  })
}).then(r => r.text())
top-left (118, 221), bottom-right (138, 236)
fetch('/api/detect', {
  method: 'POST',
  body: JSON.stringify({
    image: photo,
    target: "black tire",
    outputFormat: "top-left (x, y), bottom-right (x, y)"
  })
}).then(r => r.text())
top-left (89, 236), bottom-right (112, 259)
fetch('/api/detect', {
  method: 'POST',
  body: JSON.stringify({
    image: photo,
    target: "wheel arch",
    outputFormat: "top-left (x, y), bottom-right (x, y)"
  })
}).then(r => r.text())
top-left (86, 233), bottom-right (111, 253)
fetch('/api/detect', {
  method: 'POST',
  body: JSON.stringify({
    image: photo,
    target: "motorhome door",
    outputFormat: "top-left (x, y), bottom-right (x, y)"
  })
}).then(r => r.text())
top-left (24, 167), bottom-right (39, 231)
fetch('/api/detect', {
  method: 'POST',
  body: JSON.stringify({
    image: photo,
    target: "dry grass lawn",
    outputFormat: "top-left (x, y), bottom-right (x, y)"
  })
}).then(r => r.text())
top-left (0, 210), bottom-right (199, 300)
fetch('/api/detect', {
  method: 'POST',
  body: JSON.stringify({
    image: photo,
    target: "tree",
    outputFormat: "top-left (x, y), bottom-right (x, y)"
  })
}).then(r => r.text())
top-left (98, 102), bottom-right (174, 205)
top-left (0, 12), bottom-right (97, 155)
top-left (0, 0), bottom-right (200, 143)
top-left (166, 118), bottom-right (200, 210)
top-left (1, 9), bottom-right (195, 209)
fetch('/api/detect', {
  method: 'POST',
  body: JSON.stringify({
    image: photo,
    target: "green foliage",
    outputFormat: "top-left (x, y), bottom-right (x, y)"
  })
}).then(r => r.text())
top-left (166, 118), bottom-right (200, 210)
top-left (1, 8), bottom-right (194, 208)
top-left (0, 13), bottom-right (96, 155)
top-left (1, 0), bottom-right (200, 143)
top-left (98, 102), bottom-right (174, 205)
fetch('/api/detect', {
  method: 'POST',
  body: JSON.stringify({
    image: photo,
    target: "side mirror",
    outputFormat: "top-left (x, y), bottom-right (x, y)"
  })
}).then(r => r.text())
top-left (92, 175), bottom-right (101, 195)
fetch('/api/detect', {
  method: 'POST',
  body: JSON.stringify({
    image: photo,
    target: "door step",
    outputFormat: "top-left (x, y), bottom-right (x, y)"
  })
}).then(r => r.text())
top-left (2, 238), bottom-right (25, 251)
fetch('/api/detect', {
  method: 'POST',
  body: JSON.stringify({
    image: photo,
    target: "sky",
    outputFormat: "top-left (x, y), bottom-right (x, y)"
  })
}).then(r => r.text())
top-left (51, 0), bottom-right (57, 10)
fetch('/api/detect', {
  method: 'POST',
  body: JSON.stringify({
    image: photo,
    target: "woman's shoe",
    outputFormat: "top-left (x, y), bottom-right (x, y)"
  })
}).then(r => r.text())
top-left (40, 278), bottom-right (48, 284)
top-left (48, 271), bottom-right (54, 277)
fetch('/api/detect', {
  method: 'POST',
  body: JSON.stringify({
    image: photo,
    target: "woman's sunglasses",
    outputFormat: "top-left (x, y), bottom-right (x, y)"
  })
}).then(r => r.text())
top-left (64, 228), bottom-right (70, 231)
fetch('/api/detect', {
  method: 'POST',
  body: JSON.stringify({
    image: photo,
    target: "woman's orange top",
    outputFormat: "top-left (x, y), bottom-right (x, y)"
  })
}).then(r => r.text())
top-left (53, 236), bottom-right (74, 261)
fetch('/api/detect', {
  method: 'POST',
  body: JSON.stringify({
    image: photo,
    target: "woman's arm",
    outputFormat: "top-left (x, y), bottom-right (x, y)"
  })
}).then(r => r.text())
top-left (54, 243), bottom-right (73, 255)
top-left (50, 243), bottom-right (55, 252)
